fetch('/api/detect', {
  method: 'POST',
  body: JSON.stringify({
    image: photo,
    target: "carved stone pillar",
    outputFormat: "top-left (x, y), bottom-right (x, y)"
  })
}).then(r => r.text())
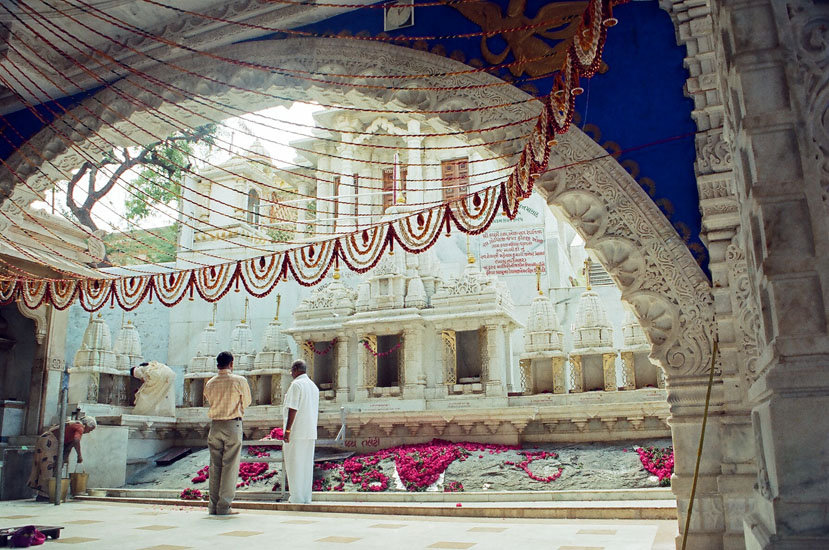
top-left (704, 1), bottom-right (829, 547)
top-left (552, 357), bottom-right (567, 394)
top-left (620, 351), bottom-right (636, 390)
top-left (602, 352), bottom-right (618, 392)
top-left (402, 328), bottom-right (425, 400)
top-left (484, 323), bottom-right (505, 397)
top-left (406, 120), bottom-right (424, 205)
top-left (335, 336), bottom-right (349, 402)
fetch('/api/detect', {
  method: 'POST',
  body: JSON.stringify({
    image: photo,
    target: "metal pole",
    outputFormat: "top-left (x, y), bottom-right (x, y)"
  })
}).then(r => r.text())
top-left (52, 364), bottom-right (69, 505)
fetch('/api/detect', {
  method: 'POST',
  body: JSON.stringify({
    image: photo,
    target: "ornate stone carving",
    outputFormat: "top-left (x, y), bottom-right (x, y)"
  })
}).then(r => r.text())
top-left (697, 129), bottom-right (733, 173)
top-left (16, 302), bottom-right (49, 345)
top-left (788, 2), bottom-right (829, 209)
top-left (726, 235), bottom-right (762, 383)
top-left (540, 128), bottom-right (715, 378)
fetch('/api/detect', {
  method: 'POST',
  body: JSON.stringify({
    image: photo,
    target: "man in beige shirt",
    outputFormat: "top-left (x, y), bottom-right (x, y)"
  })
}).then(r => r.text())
top-left (203, 351), bottom-right (251, 515)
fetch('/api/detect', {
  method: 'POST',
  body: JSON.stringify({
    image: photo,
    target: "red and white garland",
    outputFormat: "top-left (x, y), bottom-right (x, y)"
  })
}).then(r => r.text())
top-left (1, 0), bottom-right (624, 312)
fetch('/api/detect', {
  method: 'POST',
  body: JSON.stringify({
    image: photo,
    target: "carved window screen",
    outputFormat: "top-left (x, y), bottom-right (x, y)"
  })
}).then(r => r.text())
top-left (442, 329), bottom-right (457, 385)
top-left (441, 158), bottom-right (469, 202)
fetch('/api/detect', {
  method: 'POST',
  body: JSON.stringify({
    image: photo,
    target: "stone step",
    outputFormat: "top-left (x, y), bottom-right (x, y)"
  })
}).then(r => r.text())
top-left (76, 493), bottom-right (677, 520)
top-left (97, 486), bottom-right (673, 502)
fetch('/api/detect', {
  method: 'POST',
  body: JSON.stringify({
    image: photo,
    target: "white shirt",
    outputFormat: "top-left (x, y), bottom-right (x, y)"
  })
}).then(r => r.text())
top-left (283, 374), bottom-right (320, 440)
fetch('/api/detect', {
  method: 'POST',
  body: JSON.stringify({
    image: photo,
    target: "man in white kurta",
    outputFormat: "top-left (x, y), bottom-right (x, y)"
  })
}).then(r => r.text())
top-left (283, 360), bottom-right (319, 504)
top-left (131, 361), bottom-right (177, 417)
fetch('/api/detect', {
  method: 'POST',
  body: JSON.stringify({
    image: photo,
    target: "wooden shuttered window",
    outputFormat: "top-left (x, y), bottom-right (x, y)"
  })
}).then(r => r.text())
top-left (381, 167), bottom-right (407, 211)
top-left (441, 158), bottom-right (469, 201)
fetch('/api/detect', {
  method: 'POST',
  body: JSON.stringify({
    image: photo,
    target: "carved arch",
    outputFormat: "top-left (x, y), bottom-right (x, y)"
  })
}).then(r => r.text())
top-left (0, 37), bottom-right (714, 378)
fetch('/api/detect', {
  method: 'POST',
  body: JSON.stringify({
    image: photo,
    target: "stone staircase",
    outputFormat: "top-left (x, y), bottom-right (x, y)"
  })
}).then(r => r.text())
top-left (589, 262), bottom-right (614, 287)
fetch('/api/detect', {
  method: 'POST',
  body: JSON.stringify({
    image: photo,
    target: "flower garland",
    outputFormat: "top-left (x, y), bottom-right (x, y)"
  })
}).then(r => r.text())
top-left (503, 451), bottom-right (563, 483)
top-left (359, 338), bottom-right (402, 358)
top-left (307, 338), bottom-right (338, 356)
top-left (635, 446), bottom-right (674, 486)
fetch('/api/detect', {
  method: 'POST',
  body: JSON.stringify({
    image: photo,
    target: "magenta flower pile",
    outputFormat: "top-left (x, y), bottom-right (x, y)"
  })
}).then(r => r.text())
top-left (180, 488), bottom-right (205, 500)
top-left (188, 437), bottom-right (567, 493)
top-left (635, 446), bottom-right (674, 486)
top-left (444, 481), bottom-right (464, 492)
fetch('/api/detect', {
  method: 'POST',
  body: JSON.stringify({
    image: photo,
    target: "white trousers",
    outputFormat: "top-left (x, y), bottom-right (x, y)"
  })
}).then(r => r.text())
top-left (284, 438), bottom-right (315, 504)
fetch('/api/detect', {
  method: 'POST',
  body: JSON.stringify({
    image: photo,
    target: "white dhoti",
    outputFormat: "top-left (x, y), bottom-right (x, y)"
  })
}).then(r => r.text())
top-left (133, 361), bottom-right (177, 417)
top-left (284, 438), bottom-right (315, 504)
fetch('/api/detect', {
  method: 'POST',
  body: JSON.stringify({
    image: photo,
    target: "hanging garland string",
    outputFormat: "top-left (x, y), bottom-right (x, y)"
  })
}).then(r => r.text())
top-left (360, 338), bottom-right (403, 358)
top-left (1, 13), bottom-right (523, 213)
top-left (77, 2), bottom-right (558, 91)
top-left (0, 0), bottom-right (622, 309)
top-left (32, 0), bottom-right (542, 116)
top-left (307, 338), bottom-right (339, 356)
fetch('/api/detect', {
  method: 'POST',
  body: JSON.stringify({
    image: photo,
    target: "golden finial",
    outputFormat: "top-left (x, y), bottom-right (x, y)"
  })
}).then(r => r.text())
top-left (583, 258), bottom-right (592, 291)
top-left (275, 294), bottom-right (281, 321)
top-left (211, 303), bottom-right (217, 327)
top-left (396, 194), bottom-right (406, 205)
top-left (333, 267), bottom-right (341, 280)
top-left (466, 234), bottom-right (475, 264)
top-left (243, 297), bottom-right (249, 324)
top-left (535, 263), bottom-right (543, 295)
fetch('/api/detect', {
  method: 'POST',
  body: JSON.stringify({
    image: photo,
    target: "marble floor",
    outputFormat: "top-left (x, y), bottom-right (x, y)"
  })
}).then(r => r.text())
top-left (0, 500), bottom-right (677, 549)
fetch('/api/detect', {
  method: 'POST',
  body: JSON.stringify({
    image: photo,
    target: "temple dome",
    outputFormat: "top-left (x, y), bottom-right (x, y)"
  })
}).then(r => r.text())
top-left (73, 314), bottom-right (117, 370)
top-left (572, 290), bottom-right (613, 349)
top-left (114, 320), bottom-right (144, 371)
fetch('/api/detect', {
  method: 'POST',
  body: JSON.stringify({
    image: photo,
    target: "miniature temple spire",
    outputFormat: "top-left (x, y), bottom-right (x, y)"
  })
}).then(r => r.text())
top-left (243, 297), bottom-right (249, 324)
top-left (467, 234), bottom-right (475, 264)
top-left (211, 303), bottom-right (217, 326)
top-left (583, 258), bottom-right (592, 291)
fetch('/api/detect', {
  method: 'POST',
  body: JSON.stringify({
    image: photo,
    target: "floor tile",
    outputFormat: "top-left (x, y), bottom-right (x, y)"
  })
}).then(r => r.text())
top-left (219, 531), bottom-right (264, 537)
top-left (282, 519), bottom-right (317, 524)
top-left (316, 536), bottom-right (361, 543)
top-left (66, 520), bottom-right (103, 525)
top-left (369, 523), bottom-right (407, 529)
top-left (136, 525), bottom-right (177, 531)
top-left (468, 527), bottom-right (507, 533)
top-left (428, 543), bottom-right (476, 549)
top-left (576, 529), bottom-right (616, 535)
top-left (57, 537), bottom-right (100, 544)
top-left (0, 515), bottom-right (36, 519)
top-left (137, 512), bottom-right (167, 516)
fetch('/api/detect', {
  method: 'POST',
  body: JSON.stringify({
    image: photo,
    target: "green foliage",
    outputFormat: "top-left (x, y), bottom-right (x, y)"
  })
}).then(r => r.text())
top-left (266, 227), bottom-right (294, 243)
top-left (124, 124), bottom-right (217, 223)
top-left (103, 224), bottom-right (179, 265)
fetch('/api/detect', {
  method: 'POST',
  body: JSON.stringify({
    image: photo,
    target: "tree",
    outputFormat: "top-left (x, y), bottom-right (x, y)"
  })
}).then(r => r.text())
top-left (65, 124), bottom-right (217, 230)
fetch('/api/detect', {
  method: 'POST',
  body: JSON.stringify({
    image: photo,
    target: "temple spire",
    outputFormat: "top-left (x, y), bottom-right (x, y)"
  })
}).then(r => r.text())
top-left (583, 258), bottom-right (592, 291)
